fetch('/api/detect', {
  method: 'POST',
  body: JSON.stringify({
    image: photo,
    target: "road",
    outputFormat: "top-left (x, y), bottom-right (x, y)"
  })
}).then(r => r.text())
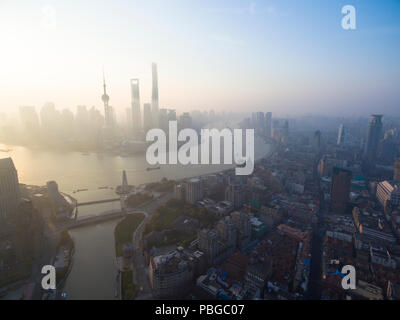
top-left (131, 192), bottom-right (173, 300)
top-left (307, 155), bottom-right (326, 300)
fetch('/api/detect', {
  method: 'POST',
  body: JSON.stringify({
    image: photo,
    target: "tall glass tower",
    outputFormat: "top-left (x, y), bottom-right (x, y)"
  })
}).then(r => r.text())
top-left (337, 124), bottom-right (345, 145)
top-left (151, 63), bottom-right (159, 127)
top-left (130, 79), bottom-right (141, 139)
top-left (363, 115), bottom-right (383, 165)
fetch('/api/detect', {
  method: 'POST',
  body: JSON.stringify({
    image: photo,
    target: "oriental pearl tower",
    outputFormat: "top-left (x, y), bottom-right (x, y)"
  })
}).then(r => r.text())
top-left (102, 70), bottom-right (113, 129)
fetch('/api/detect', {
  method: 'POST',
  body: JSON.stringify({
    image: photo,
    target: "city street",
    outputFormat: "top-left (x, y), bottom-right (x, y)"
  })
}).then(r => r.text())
top-left (131, 192), bottom-right (173, 300)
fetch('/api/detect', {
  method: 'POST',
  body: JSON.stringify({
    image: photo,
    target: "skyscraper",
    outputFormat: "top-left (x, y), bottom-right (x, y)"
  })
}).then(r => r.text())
top-left (143, 103), bottom-right (153, 133)
top-left (363, 114), bottom-right (383, 165)
top-left (337, 124), bottom-right (345, 145)
top-left (330, 167), bottom-right (352, 214)
top-left (0, 158), bottom-right (20, 222)
top-left (265, 112), bottom-right (272, 138)
top-left (313, 130), bottom-right (321, 152)
top-left (76, 105), bottom-right (90, 138)
top-left (225, 184), bottom-right (244, 209)
top-left (151, 63), bottom-right (159, 127)
top-left (158, 108), bottom-right (169, 133)
top-left (130, 79), bottom-right (141, 139)
top-left (283, 120), bottom-right (289, 143)
top-left (179, 112), bottom-right (192, 130)
top-left (185, 178), bottom-right (203, 204)
top-left (256, 112), bottom-right (265, 136)
top-left (394, 158), bottom-right (400, 182)
top-left (19, 106), bottom-right (40, 139)
top-left (40, 102), bottom-right (62, 141)
top-left (168, 109), bottom-right (177, 123)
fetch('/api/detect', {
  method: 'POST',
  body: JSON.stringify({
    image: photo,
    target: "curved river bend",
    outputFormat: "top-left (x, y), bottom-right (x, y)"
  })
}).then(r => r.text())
top-left (0, 135), bottom-right (271, 299)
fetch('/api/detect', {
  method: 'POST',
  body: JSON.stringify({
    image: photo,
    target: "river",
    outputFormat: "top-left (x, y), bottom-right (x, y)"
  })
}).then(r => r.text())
top-left (0, 133), bottom-right (271, 299)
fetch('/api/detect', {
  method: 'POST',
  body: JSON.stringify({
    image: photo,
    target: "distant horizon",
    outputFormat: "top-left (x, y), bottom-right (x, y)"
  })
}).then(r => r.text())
top-left (1, 1), bottom-right (399, 117)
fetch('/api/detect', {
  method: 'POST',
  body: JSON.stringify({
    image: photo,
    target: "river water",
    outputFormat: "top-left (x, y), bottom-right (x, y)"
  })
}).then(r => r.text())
top-left (0, 133), bottom-right (271, 299)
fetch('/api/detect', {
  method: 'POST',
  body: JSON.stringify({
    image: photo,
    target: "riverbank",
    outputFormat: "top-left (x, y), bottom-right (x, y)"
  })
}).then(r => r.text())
top-left (51, 231), bottom-right (74, 299)
top-left (0, 134), bottom-right (273, 299)
top-left (114, 213), bottom-right (145, 300)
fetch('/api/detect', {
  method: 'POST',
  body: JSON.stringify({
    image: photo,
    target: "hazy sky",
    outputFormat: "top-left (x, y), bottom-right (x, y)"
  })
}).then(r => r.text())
top-left (0, 0), bottom-right (399, 117)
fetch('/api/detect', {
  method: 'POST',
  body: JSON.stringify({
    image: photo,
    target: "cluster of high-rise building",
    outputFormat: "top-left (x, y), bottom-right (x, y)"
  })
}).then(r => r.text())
top-left (198, 211), bottom-right (252, 266)
top-left (148, 247), bottom-right (206, 299)
top-left (18, 103), bottom-right (105, 147)
top-left (143, 112), bottom-right (400, 300)
top-left (173, 178), bottom-right (204, 204)
top-left (0, 158), bottom-right (21, 224)
top-left (243, 111), bottom-right (290, 144)
top-left (12, 63), bottom-right (197, 151)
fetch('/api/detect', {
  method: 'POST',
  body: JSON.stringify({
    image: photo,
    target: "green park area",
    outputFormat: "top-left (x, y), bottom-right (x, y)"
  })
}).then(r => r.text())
top-left (144, 178), bottom-right (175, 193)
top-left (114, 212), bottom-right (145, 257)
top-left (144, 199), bottom-right (216, 233)
top-left (143, 199), bottom-right (217, 248)
top-left (114, 213), bottom-right (145, 300)
top-left (121, 270), bottom-right (138, 300)
top-left (126, 193), bottom-right (153, 208)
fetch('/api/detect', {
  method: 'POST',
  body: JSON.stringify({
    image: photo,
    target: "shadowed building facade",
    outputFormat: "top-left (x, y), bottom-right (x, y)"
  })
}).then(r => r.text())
top-left (0, 158), bottom-right (21, 223)
top-left (363, 115), bottom-right (383, 166)
top-left (130, 79), bottom-right (142, 139)
top-left (330, 167), bottom-right (352, 214)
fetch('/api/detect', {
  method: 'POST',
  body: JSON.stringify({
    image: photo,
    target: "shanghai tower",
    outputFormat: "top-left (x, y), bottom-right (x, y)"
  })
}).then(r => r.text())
top-left (151, 63), bottom-right (159, 127)
top-left (130, 79), bottom-right (141, 139)
top-left (363, 114), bottom-right (383, 166)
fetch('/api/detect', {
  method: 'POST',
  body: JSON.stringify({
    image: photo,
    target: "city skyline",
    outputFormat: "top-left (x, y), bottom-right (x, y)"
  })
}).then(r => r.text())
top-left (0, 0), bottom-right (400, 117)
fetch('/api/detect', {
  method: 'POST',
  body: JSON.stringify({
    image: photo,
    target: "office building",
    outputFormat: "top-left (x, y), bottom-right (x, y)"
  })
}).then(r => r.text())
top-left (143, 103), bottom-right (153, 133)
top-left (0, 158), bottom-right (21, 221)
top-left (151, 63), bottom-right (159, 127)
top-left (185, 178), bottom-right (203, 204)
top-left (173, 183), bottom-right (186, 201)
top-left (394, 158), bottom-right (400, 182)
top-left (149, 248), bottom-right (204, 298)
top-left (130, 79), bottom-right (141, 139)
top-left (168, 109), bottom-right (177, 122)
top-left (330, 167), bottom-right (352, 214)
top-left (198, 229), bottom-right (218, 264)
top-left (179, 112), bottom-right (192, 130)
top-left (158, 108), bottom-right (169, 133)
top-left (256, 112), bottom-right (265, 136)
top-left (363, 115), bottom-right (383, 165)
top-left (337, 124), bottom-right (345, 145)
top-left (225, 184), bottom-right (244, 209)
top-left (19, 106), bottom-right (41, 138)
top-left (265, 112), bottom-right (272, 138)
top-left (376, 181), bottom-right (400, 208)
top-left (40, 102), bottom-right (60, 134)
top-left (313, 130), bottom-right (321, 152)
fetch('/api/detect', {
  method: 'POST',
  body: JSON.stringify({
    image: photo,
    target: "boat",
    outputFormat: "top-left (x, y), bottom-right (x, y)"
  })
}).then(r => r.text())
top-left (98, 186), bottom-right (109, 189)
top-left (146, 166), bottom-right (161, 171)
